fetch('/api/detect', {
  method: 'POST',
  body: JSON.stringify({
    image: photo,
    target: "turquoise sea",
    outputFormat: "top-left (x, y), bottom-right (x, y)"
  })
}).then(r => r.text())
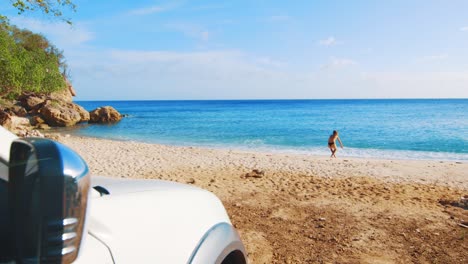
top-left (68, 99), bottom-right (467, 161)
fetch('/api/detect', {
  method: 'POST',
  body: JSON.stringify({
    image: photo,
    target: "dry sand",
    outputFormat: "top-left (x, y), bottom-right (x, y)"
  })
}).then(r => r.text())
top-left (58, 135), bottom-right (468, 263)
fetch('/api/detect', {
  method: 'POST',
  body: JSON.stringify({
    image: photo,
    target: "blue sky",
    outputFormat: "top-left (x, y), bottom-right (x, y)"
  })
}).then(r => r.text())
top-left (1, 0), bottom-right (468, 100)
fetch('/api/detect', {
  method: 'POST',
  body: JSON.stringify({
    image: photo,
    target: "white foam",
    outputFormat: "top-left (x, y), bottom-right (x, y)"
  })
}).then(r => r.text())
top-left (335, 147), bottom-right (468, 161)
top-left (210, 144), bottom-right (468, 162)
top-left (71, 131), bottom-right (468, 162)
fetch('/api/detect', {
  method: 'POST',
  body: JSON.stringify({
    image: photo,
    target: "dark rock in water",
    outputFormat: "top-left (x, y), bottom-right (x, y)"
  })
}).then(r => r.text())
top-left (89, 106), bottom-right (122, 123)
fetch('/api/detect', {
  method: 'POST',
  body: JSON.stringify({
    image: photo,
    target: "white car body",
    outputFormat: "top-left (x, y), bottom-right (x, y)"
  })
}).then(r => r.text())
top-left (0, 126), bottom-right (247, 264)
top-left (76, 177), bottom-right (235, 263)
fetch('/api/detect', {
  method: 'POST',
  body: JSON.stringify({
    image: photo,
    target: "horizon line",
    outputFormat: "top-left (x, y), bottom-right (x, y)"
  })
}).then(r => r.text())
top-left (74, 97), bottom-right (468, 102)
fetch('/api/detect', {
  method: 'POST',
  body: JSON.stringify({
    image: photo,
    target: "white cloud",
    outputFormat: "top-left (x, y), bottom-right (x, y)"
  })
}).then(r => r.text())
top-left (10, 17), bottom-right (94, 48)
top-left (460, 26), bottom-right (468, 31)
top-left (68, 48), bottom-right (468, 100)
top-left (362, 71), bottom-right (468, 82)
top-left (127, 2), bottom-right (180, 16)
top-left (200, 31), bottom-right (210, 41)
top-left (318, 36), bottom-right (338, 46)
top-left (255, 57), bottom-right (287, 68)
top-left (219, 19), bottom-right (236, 25)
top-left (321, 57), bottom-right (357, 70)
top-left (192, 4), bottom-right (229, 11)
top-left (269, 15), bottom-right (291, 22)
top-left (166, 23), bottom-right (211, 41)
top-left (70, 49), bottom-right (318, 100)
top-left (359, 71), bottom-right (468, 98)
top-left (419, 54), bottom-right (448, 62)
top-left (128, 6), bottom-right (167, 16)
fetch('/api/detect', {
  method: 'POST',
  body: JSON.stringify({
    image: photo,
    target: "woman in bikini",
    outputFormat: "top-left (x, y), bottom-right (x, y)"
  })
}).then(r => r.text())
top-left (328, 130), bottom-right (344, 158)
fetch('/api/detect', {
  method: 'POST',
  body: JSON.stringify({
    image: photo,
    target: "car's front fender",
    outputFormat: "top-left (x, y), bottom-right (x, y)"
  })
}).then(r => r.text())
top-left (189, 222), bottom-right (247, 264)
top-left (83, 176), bottom-right (243, 263)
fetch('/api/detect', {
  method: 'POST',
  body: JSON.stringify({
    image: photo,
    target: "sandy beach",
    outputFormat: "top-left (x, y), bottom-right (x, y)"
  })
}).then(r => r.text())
top-left (58, 135), bottom-right (467, 263)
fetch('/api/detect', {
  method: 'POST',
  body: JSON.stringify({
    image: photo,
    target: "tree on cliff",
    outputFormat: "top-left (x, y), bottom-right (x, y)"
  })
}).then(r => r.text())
top-left (8, 0), bottom-right (76, 24)
top-left (0, 1), bottom-right (75, 100)
top-left (0, 18), bottom-right (66, 98)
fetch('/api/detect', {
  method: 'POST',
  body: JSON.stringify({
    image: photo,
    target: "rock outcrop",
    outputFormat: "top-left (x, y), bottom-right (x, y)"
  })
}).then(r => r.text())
top-left (0, 108), bottom-right (34, 134)
top-left (1, 88), bottom-right (123, 135)
top-left (11, 105), bottom-right (28, 117)
top-left (18, 93), bottom-right (46, 111)
top-left (71, 103), bottom-right (90, 122)
top-left (89, 106), bottom-right (122, 123)
top-left (40, 100), bottom-right (85, 127)
top-left (0, 109), bottom-right (13, 130)
top-left (48, 84), bottom-right (74, 103)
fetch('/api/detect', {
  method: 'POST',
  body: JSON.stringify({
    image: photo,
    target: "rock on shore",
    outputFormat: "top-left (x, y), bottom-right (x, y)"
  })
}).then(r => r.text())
top-left (0, 90), bottom-right (123, 135)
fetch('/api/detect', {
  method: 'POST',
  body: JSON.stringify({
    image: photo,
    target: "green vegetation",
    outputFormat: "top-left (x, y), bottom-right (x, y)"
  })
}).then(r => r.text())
top-left (0, 18), bottom-right (67, 99)
top-left (9, 0), bottom-right (76, 24)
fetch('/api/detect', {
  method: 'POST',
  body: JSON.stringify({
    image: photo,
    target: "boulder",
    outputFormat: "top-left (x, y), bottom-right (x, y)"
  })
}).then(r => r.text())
top-left (70, 103), bottom-right (90, 122)
top-left (0, 98), bottom-right (15, 109)
top-left (11, 105), bottom-right (28, 117)
top-left (17, 129), bottom-right (44, 138)
top-left (8, 116), bottom-right (32, 135)
top-left (37, 123), bottom-right (51, 130)
top-left (30, 115), bottom-right (45, 126)
top-left (89, 106), bottom-right (122, 123)
top-left (18, 93), bottom-right (46, 111)
top-left (40, 100), bottom-right (82, 127)
top-left (0, 108), bottom-right (28, 133)
top-left (47, 77), bottom-right (76, 102)
top-left (49, 87), bottom-right (73, 103)
top-left (0, 109), bottom-right (13, 129)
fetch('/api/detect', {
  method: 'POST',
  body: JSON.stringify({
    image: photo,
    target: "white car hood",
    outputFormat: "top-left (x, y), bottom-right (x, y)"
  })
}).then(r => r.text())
top-left (82, 176), bottom-right (231, 264)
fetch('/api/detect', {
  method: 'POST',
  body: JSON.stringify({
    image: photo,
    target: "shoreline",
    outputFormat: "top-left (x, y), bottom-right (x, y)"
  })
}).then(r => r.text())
top-left (55, 134), bottom-right (468, 190)
top-left (53, 131), bottom-right (468, 163)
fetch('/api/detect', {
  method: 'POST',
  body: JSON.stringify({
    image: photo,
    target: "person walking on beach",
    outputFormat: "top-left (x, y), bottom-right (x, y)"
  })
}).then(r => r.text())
top-left (328, 130), bottom-right (344, 158)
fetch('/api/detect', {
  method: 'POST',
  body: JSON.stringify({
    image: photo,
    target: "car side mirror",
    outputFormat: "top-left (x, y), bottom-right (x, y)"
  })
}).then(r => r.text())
top-left (8, 138), bottom-right (90, 263)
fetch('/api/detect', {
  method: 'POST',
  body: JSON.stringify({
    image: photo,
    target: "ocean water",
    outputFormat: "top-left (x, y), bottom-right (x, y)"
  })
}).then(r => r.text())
top-left (67, 99), bottom-right (468, 161)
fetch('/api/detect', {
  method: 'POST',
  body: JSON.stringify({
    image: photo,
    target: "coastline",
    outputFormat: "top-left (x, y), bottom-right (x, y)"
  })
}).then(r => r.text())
top-left (56, 128), bottom-right (468, 163)
top-left (57, 134), bottom-right (468, 262)
top-left (73, 99), bottom-right (468, 162)
top-left (57, 134), bottom-right (467, 190)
